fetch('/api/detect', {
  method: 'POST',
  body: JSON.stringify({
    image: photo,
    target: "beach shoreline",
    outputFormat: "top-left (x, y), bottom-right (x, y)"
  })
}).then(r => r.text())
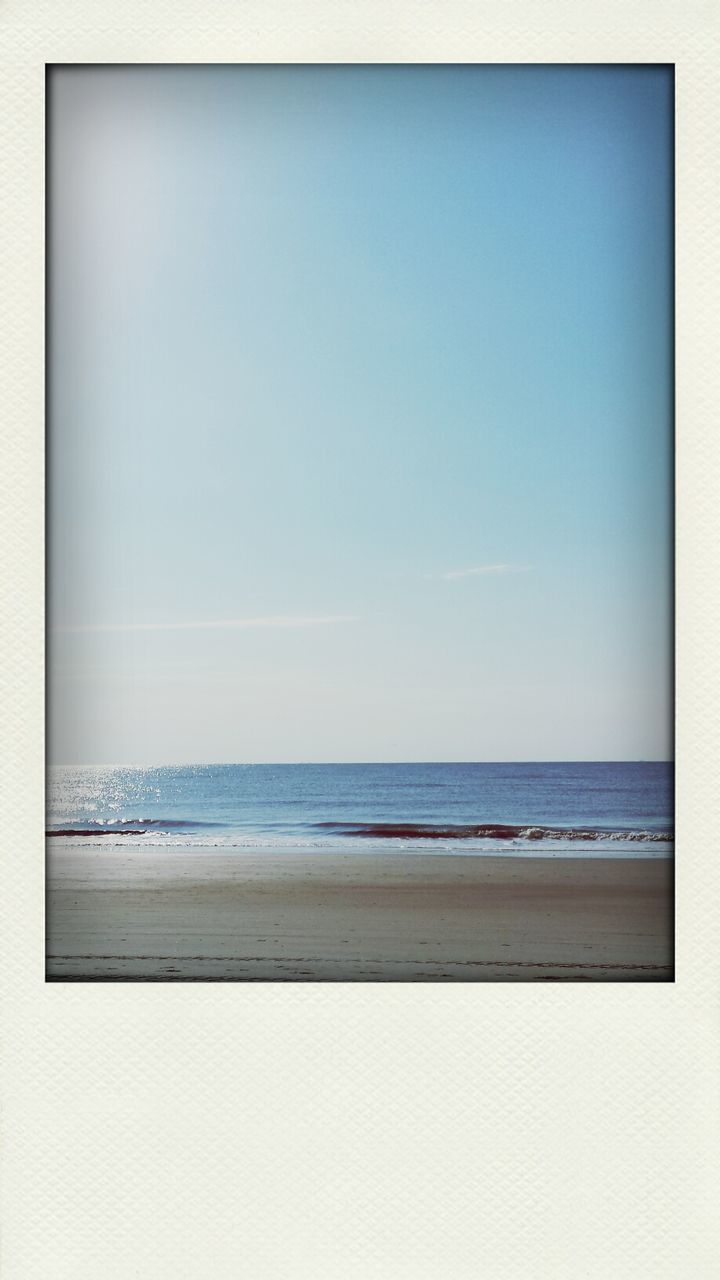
top-left (46, 846), bottom-right (673, 982)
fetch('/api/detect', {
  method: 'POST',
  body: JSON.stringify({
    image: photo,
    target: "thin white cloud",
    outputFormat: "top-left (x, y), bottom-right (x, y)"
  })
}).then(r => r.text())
top-left (56, 614), bottom-right (359, 635)
top-left (443, 564), bottom-right (530, 581)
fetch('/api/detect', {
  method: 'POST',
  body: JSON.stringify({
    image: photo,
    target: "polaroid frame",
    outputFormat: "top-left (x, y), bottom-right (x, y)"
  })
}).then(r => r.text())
top-left (1, 3), bottom-right (718, 1276)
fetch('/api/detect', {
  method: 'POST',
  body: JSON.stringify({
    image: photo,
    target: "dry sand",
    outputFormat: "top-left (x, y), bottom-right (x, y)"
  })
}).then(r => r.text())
top-left (46, 846), bottom-right (673, 982)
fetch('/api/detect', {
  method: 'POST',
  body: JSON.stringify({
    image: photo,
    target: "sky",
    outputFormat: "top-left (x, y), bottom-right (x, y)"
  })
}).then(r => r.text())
top-left (48, 65), bottom-right (673, 764)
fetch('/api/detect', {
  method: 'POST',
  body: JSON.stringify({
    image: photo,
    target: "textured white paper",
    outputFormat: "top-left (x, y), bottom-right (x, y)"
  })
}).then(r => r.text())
top-left (1, 2), bottom-right (719, 1276)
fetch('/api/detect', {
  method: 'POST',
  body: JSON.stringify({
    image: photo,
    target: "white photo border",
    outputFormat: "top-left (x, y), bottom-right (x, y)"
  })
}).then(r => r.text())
top-left (2, 4), bottom-right (718, 1277)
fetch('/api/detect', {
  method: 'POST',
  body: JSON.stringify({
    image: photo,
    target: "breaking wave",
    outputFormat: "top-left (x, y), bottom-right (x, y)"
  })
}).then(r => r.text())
top-left (313, 821), bottom-right (673, 843)
top-left (46, 818), bottom-right (222, 837)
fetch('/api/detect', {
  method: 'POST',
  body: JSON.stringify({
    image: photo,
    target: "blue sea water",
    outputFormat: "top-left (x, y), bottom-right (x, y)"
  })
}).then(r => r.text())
top-left (47, 762), bottom-right (673, 857)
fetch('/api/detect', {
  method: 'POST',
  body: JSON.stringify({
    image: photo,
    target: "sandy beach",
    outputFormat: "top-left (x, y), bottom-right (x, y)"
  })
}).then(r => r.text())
top-left (46, 847), bottom-right (673, 981)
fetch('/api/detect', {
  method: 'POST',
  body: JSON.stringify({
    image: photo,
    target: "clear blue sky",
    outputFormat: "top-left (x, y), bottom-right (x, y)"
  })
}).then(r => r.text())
top-left (48, 65), bottom-right (673, 764)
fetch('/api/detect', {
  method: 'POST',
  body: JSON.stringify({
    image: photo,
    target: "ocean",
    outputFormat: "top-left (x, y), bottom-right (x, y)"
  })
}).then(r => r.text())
top-left (47, 761), bottom-right (673, 857)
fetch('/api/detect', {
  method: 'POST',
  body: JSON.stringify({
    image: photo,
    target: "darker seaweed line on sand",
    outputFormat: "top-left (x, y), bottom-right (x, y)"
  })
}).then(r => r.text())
top-left (46, 952), bottom-right (672, 972)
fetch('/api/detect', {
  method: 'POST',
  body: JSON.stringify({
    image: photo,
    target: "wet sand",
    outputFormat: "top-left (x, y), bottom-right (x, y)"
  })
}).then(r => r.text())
top-left (46, 847), bottom-right (673, 982)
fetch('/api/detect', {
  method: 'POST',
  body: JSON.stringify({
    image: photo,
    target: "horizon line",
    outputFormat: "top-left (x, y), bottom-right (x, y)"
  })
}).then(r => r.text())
top-left (48, 758), bottom-right (674, 769)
